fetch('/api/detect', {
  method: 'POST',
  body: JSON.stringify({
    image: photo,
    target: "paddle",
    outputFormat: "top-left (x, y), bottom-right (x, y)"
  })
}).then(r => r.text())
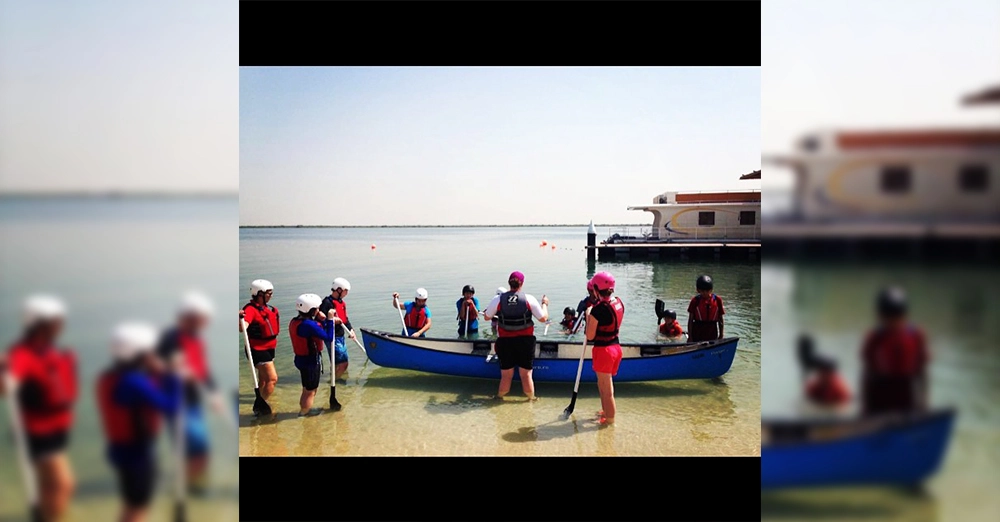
top-left (195, 381), bottom-right (238, 433)
top-left (3, 372), bottom-right (43, 522)
top-left (462, 298), bottom-right (471, 338)
top-left (563, 335), bottom-right (589, 418)
top-left (328, 309), bottom-right (342, 411)
top-left (349, 330), bottom-right (367, 358)
top-left (393, 295), bottom-right (407, 336)
top-left (240, 318), bottom-right (271, 416)
top-left (655, 298), bottom-right (666, 321)
top-left (173, 367), bottom-right (187, 522)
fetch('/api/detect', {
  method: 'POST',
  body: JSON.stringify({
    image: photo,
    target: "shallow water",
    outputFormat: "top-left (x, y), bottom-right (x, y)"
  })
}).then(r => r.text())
top-left (761, 262), bottom-right (1000, 521)
top-left (0, 198), bottom-right (239, 521)
top-left (238, 226), bottom-right (761, 456)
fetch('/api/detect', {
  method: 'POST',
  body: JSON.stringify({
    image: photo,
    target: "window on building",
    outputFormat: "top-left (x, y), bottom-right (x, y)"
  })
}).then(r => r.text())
top-left (959, 165), bottom-right (989, 192)
top-left (739, 211), bottom-right (756, 225)
top-left (880, 166), bottom-right (911, 193)
top-left (698, 211), bottom-right (715, 226)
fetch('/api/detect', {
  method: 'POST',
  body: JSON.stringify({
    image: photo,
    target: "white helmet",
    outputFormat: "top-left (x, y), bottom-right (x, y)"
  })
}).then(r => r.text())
top-left (496, 287), bottom-right (507, 296)
top-left (178, 290), bottom-right (214, 318)
top-left (111, 322), bottom-right (158, 362)
top-left (415, 288), bottom-right (429, 300)
top-left (250, 279), bottom-right (273, 297)
top-left (22, 294), bottom-right (67, 327)
top-left (296, 293), bottom-right (323, 314)
top-left (332, 278), bottom-right (351, 292)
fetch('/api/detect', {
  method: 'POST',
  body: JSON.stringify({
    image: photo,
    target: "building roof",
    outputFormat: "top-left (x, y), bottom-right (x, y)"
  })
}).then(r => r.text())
top-left (962, 85), bottom-right (1000, 105)
top-left (740, 170), bottom-right (761, 180)
top-left (836, 130), bottom-right (1000, 149)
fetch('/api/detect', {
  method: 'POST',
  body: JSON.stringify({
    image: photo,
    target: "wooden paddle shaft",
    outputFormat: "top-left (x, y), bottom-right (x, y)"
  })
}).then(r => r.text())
top-left (3, 373), bottom-right (40, 507)
top-left (240, 319), bottom-right (261, 389)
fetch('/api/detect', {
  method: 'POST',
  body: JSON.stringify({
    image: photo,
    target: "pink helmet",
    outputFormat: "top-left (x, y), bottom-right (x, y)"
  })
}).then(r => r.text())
top-left (590, 272), bottom-right (615, 293)
top-left (586, 280), bottom-right (595, 292)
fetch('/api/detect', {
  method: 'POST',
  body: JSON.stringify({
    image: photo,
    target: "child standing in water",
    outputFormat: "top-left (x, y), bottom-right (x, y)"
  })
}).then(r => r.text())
top-left (456, 285), bottom-right (480, 338)
top-left (687, 275), bottom-right (724, 342)
top-left (559, 307), bottom-right (578, 333)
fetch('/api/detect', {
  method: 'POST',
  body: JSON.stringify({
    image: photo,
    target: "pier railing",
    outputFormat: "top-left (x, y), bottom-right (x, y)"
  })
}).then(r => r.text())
top-left (604, 225), bottom-right (761, 243)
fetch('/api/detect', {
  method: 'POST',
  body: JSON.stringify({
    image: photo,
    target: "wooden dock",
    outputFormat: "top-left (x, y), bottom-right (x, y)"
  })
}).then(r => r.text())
top-left (588, 242), bottom-right (760, 261)
top-left (763, 221), bottom-right (1000, 261)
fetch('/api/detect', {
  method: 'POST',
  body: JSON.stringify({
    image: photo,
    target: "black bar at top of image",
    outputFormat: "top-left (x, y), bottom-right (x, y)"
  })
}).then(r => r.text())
top-left (240, 1), bottom-right (762, 66)
top-left (239, 456), bottom-right (761, 521)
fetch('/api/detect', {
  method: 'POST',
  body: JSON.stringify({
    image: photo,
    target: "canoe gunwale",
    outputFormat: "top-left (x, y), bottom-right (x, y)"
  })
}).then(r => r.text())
top-left (761, 407), bottom-right (957, 447)
top-left (358, 328), bottom-right (739, 360)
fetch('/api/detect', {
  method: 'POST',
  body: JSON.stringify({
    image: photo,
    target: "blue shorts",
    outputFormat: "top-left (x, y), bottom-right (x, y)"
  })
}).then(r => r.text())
top-left (326, 337), bottom-right (348, 364)
top-left (173, 405), bottom-right (209, 458)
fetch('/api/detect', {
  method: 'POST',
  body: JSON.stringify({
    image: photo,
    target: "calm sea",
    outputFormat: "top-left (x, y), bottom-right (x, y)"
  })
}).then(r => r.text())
top-left (761, 261), bottom-right (1000, 521)
top-left (238, 226), bottom-right (761, 456)
top-left (0, 197), bottom-right (239, 521)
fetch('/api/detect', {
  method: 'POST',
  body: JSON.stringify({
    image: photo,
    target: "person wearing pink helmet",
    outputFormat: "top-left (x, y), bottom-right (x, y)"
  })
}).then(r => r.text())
top-left (585, 271), bottom-right (625, 425)
top-left (483, 271), bottom-right (549, 400)
top-left (572, 280), bottom-right (599, 334)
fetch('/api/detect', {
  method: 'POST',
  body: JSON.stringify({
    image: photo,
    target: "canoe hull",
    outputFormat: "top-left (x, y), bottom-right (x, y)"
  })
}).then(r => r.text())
top-left (761, 408), bottom-right (956, 489)
top-left (359, 329), bottom-right (738, 383)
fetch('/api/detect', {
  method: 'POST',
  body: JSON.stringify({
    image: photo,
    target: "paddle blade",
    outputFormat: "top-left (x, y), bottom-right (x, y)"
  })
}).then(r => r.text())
top-left (253, 388), bottom-right (271, 416)
top-left (563, 393), bottom-right (578, 418)
top-left (173, 500), bottom-right (186, 522)
top-left (30, 505), bottom-right (43, 522)
top-left (655, 299), bottom-right (665, 321)
top-left (329, 386), bottom-right (342, 411)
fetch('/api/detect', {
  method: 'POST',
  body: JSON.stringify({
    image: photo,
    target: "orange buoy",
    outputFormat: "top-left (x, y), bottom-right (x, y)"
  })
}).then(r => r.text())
top-left (551, 245), bottom-right (556, 250)
top-left (371, 244), bottom-right (376, 250)
top-left (541, 240), bottom-right (548, 246)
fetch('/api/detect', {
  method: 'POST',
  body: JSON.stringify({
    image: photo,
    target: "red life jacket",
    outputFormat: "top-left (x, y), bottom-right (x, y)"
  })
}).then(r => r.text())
top-left (592, 297), bottom-right (625, 346)
top-left (243, 301), bottom-right (280, 350)
top-left (690, 294), bottom-right (722, 323)
top-left (289, 317), bottom-right (324, 357)
top-left (660, 320), bottom-right (683, 337)
top-left (177, 331), bottom-right (209, 382)
top-left (806, 373), bottom-right (850, 406)
top-left (323, 296), bottom-right (350, 337)
top-left (96, 368), bottom-right (161, 445)
top-left (7, 342), bottom-right (77, 436)
top-left (862, 325), bottom-right (927, 377)
top-left (404, 304), bottom-right (428, 330)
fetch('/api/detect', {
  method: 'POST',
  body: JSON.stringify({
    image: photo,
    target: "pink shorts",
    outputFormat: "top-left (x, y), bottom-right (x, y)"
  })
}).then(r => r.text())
top-left (592, 344), bottom-right (622, 375)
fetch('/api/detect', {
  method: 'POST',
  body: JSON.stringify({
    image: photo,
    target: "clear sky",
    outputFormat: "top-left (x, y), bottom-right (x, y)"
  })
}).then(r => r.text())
top-left (762, 0), bottom-right (1000, 189)
top-left (239, 67), bottom-right (761, 226)
top-left (0, 1), bottom-right (238, 194)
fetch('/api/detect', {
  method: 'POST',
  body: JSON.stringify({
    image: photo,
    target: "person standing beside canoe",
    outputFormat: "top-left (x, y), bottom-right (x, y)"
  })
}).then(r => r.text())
top-left (456, 285), bottom-right (480, 338)
top-left (319, 278), bottom-right (354, 381)
top-left (155, 291), bottom-right (224, 496)
top-left (392, 288), bottom-right (433, 338)
top-left (239, 279), bottom-right (280, 415)
top-left (96, 322), bottom-right (183, 522)
top-left (289, 294), bottom-right (336, 417)
top-left (573, 280), bottom-right (599, 333)
top-left (483, 271), bottom-right (549, 401)
top-left (0, 295), bottom-right (77, 522)
top-left (490, 287), bottom-right (506, 336)
top-left (585, 272), bottom-right (625, 425)
top-left (860, 287), bottom-right (929, 416)
top-left (687, 275), bottom-right (724, 342)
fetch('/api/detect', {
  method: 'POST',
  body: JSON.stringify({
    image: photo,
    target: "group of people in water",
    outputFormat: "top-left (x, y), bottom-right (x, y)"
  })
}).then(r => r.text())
top-left (798, 286), bottom-right (930, 417)
top-left (0, 292), bottom-right (225, 522)
top-left (238, 271), bottom-right (729, 427)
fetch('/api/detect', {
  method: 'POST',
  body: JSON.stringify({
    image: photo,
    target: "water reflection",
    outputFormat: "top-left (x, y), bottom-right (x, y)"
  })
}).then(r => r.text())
top-left (761, 488), bottom-right (938, 522)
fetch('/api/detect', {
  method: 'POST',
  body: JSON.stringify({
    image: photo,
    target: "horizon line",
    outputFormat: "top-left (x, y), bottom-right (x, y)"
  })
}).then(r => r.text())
top-left (240, 224), bottom-right (648, 229)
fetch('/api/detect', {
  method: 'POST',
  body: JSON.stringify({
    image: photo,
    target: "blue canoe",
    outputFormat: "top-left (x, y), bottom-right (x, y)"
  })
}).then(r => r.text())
top-left (761, 408), bottom-right (956, 489)
top-left (358, 328), bottom-right (739, 382)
